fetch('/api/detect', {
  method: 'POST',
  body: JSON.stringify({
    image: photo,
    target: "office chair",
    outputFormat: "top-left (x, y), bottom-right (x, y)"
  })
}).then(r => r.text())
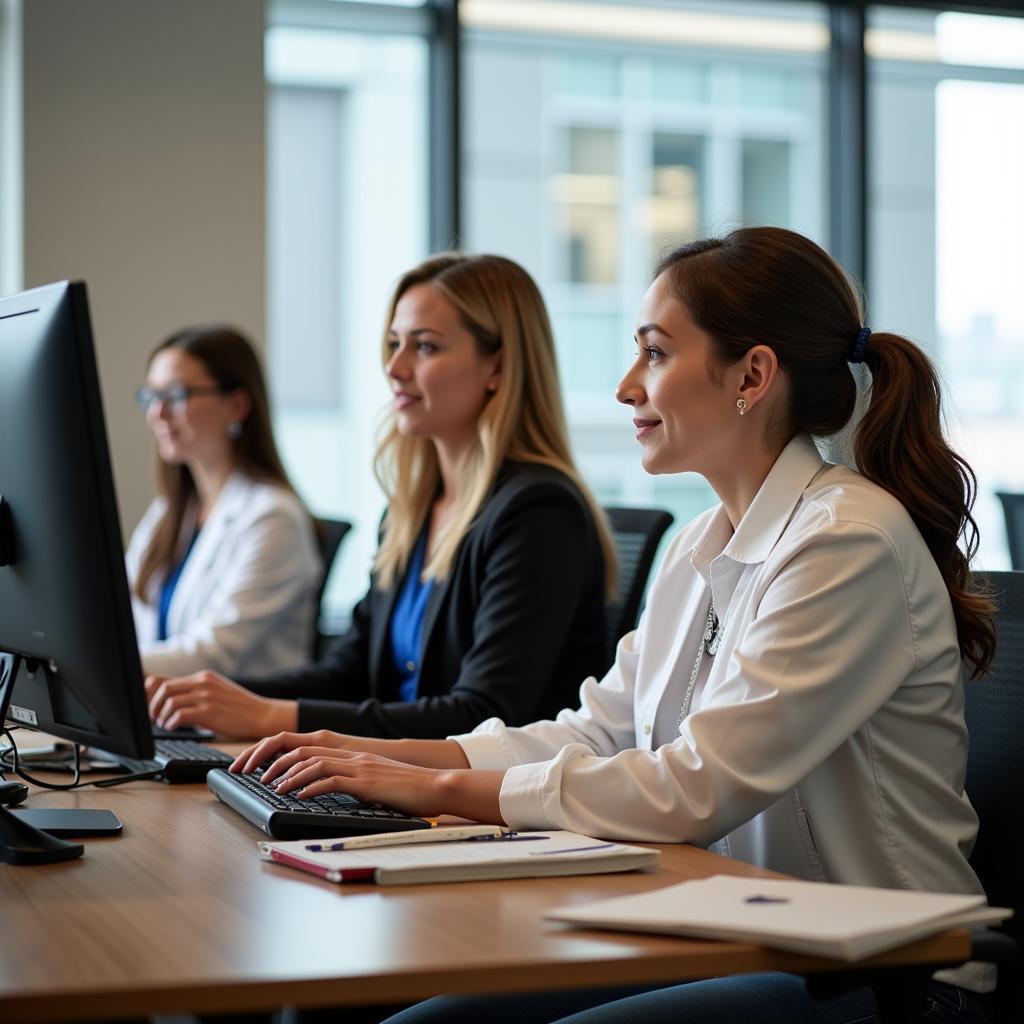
top-left (964, 570), bottom-right (1024, 1019)
top-left (311, 516), bottom-right (353, 660)
top-left (603, 506), bottom-right (674, 665)
top-left (995, 493), bottom-right (1024, 570)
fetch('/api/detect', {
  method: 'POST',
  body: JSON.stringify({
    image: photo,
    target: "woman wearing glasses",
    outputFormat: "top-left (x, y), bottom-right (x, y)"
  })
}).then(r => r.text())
top-left (126, 326), bottom-right (320, 680)
top-left (144, 254), bottom-right (615, 742)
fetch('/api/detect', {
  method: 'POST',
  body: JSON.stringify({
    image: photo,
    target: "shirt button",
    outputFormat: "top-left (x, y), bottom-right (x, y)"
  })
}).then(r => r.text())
top-left (642, 724), bottom-right (651, 736)
top-left (405, 660), bottom-right (416, 672)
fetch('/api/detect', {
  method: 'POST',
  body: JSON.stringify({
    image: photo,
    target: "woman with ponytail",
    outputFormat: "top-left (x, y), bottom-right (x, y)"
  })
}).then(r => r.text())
top-left (234, 228), bottom-right (995, 1023)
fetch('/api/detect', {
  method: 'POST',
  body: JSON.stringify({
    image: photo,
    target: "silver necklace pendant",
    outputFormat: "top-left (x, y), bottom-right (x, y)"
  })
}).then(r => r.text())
top-left (704, 606), bottom-right (721, 656)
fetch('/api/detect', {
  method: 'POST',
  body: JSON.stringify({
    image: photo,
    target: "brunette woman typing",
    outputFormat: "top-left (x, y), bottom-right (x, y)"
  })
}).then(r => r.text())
top-left (236, 229), bottom-right (996, 1024)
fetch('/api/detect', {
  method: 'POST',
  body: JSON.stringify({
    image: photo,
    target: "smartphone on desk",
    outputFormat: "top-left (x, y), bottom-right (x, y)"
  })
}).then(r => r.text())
top-left (8, 808), bottom-right (123, 836)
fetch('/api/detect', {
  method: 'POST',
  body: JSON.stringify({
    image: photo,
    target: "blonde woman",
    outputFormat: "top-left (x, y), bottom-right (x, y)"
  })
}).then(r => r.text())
top-left (145, 254), bottom-right (616, 740)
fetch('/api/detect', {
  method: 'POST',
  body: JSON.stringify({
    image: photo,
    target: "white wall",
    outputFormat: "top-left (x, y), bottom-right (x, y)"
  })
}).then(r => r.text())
top-left (20, 0), bottom-right (266, 539)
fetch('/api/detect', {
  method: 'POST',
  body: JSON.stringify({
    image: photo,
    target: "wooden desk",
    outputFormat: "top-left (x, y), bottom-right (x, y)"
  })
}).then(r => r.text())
top-left (0, 766), bottom-right (971, 1023)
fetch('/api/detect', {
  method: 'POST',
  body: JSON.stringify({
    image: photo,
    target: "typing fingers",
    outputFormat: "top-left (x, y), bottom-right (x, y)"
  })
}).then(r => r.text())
top-left (147, 673), bottom-right (205, 721)
top-left (155, 690), bottom-right (209, 729)
top-left (143, 674), bottom-right (168, 699)
top-left (233, 734), bottom-right (304, 775)
top-left (273, 757), bottom-right (363, 799)
top-left (261, 746), bottom-right (356, 785)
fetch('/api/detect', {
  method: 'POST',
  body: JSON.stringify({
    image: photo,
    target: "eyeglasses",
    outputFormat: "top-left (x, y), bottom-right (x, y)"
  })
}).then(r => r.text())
top-left (134, 383), bottom-right (227, 414)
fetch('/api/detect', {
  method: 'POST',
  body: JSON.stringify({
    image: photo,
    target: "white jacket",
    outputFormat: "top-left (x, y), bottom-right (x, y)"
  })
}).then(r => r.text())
top-left (126, 472), bottom-right (321, 680)
top-left (455, 434), bottom-right (983, 898)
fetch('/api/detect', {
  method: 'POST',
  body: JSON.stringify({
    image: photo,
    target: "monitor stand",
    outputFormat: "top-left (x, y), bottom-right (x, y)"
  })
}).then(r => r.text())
top-left (0, 652), bottom-right (84, 864)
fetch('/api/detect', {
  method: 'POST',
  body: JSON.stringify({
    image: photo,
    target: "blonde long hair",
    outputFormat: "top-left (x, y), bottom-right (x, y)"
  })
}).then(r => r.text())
top-left (373, 253), bottom-right (617, 596)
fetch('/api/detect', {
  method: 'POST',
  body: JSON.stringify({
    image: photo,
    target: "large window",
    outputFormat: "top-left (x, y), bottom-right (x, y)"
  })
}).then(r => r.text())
top-left (265, 0), bottom-right (1024, 620)
top-left (266, 4), bottom-right (430, 616)
top-left (462, 0), bottom-right (828, 527)
top-left (868, 7), bottom-right (1024, 569)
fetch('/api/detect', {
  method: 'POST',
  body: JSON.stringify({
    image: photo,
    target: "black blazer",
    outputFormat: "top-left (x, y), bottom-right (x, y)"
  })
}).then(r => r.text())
top-left (247, 462), bottom-right (608, 738)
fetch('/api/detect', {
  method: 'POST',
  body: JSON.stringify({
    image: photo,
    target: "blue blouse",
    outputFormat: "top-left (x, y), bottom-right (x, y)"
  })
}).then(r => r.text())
top-left (156, 530), bottom-right (199, 642)
top-left (390, 527), bottom-right (434, 702)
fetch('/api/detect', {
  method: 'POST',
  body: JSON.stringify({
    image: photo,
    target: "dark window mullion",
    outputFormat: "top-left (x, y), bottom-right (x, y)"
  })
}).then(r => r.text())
top-left (428, 0), bottom-right (460, 251)
top-left (829, 1), bottom-right (868, 288)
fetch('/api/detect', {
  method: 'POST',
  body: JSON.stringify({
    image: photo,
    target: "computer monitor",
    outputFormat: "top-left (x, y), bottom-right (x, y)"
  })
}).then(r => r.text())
top-left (0, 280), bottom-right (154, 862)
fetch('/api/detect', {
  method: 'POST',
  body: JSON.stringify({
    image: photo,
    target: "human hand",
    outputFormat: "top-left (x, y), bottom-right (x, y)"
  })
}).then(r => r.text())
top-left (230, 729), bottom-right (363, 775)
top-left (268, 749), bottom-right (452, 818)
top-left (144, 671), bottom-right (297, 739)
top-left (267, 749), bottom-right (507, 823)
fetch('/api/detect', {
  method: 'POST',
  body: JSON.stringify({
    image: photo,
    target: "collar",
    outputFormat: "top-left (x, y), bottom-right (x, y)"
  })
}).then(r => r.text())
top-left (690, 433), bottom-right (825, 579)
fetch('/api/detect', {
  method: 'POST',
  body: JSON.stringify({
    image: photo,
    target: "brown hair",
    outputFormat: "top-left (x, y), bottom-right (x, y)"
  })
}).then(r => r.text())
top-left (133, 326), bottom-right (298, 601)
top-left (656, 227), bottom-right (995, 677)
top-left (373, 253), bottom-right (617, 597)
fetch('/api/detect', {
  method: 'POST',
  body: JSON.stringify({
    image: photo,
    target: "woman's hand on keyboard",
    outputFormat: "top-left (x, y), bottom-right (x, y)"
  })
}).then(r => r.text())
top-left (145, 671), bottom-right (298, 739)
top-left (265, 748), bottom-right (506, 824)
top-left (231, 729), bottom-right (362, 775)
top-left (232, 732), bottom-right (471, 777)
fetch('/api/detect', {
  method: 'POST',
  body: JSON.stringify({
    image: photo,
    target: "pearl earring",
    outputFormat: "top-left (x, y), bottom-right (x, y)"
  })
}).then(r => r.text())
top-left (226, 421), bottom-right (242, 439)
top-left (736, 398), bottom-right (748, 416)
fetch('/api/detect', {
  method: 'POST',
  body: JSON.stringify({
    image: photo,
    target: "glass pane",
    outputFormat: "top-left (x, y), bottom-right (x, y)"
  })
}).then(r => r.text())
top-left (650, 59), bottom-right (708, 106)
top-left (649, 134), bottom-right (703, 267)
top-left (266, 22), bottom-right (428, 614)
top-left (463, 0), bottom-right (827, 524)
top-left (555, 127), bottom-right (620, 285)
top-left (742, 138), bottom-right (791, 227)
top-left (554, 310), bottom-right (625, 394)
top-left (557, 53), bottom-right (622, 98)
top-left (868, 6), bottom-right (1024, 570)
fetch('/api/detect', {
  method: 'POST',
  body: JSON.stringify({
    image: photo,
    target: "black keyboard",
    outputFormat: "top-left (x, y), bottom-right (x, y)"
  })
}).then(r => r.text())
top-left (207, 767), bottom-right (432, 839)
top-left (106, 738), bottom-right (234, 784)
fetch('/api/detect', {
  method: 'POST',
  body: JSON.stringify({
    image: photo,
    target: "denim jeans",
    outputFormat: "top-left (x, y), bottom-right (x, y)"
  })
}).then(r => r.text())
top-left (383, 974), bottom-right (992, 1024)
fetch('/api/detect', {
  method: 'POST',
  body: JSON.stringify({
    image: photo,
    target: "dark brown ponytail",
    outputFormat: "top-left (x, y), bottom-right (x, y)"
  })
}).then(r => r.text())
top-left (855, 333), bottom-right (994, 677)
top-left (656, 227), bottom-right (995, 677)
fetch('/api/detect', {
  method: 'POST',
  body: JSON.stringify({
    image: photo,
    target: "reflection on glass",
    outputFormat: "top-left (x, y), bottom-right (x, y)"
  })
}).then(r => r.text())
top-left (648, 134), bottom-right (702, 268)
top-left (742, 139), bottom-right (791, 227)
top-left (554, 127), bottom-right (620, 284)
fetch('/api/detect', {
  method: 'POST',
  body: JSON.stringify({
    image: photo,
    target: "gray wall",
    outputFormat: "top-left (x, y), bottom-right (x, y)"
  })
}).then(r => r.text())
top-left (21, 0), bottom-right (266, 537)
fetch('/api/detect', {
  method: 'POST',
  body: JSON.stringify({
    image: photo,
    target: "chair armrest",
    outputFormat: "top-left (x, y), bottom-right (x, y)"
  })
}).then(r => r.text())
top-left (969, 927), bottom-right (1021, 966)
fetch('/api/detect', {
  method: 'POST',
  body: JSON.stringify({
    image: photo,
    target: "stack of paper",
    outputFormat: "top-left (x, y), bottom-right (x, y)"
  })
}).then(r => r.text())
top-left (259, 829), bottom-right (660, 886)
top-left (545, 874), bottom-right (1012, 961)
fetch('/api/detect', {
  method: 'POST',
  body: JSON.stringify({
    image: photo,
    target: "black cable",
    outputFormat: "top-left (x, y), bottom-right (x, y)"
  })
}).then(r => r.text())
top-left (2, 726), bottom-right (82, 789)
top-left (93, 768), bottom-right (165, 787)
top-left (0, 727), bottom-right (168, 788)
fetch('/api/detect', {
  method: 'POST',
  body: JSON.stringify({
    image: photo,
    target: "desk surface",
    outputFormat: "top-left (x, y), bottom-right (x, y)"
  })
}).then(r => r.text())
top-left (0, 757), bottom-right (971, 1023)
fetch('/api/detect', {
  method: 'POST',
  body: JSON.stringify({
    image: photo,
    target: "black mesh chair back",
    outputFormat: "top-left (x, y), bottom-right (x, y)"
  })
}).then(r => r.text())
top-left (995, 493), bottom-right (1024, 570)
top-left (603, 507), bottom-right (674, 665)
top-left (964, 571), bottom-right (1024, 943)
top-left (964, 571), bottom-right (1024, 1016)
top-left (311, 517), bottom-right (352, 659)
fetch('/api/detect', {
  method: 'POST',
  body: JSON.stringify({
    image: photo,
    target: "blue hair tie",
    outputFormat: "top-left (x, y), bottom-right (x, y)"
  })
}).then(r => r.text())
top-left (848, 327), bottom-right (871, 364)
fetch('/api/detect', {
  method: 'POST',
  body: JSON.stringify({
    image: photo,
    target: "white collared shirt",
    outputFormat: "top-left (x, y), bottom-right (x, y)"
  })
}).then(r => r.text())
top-left (454, 433), bottom-right (983, 899)
top-left (126, 471), bottom-right (321, 679)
